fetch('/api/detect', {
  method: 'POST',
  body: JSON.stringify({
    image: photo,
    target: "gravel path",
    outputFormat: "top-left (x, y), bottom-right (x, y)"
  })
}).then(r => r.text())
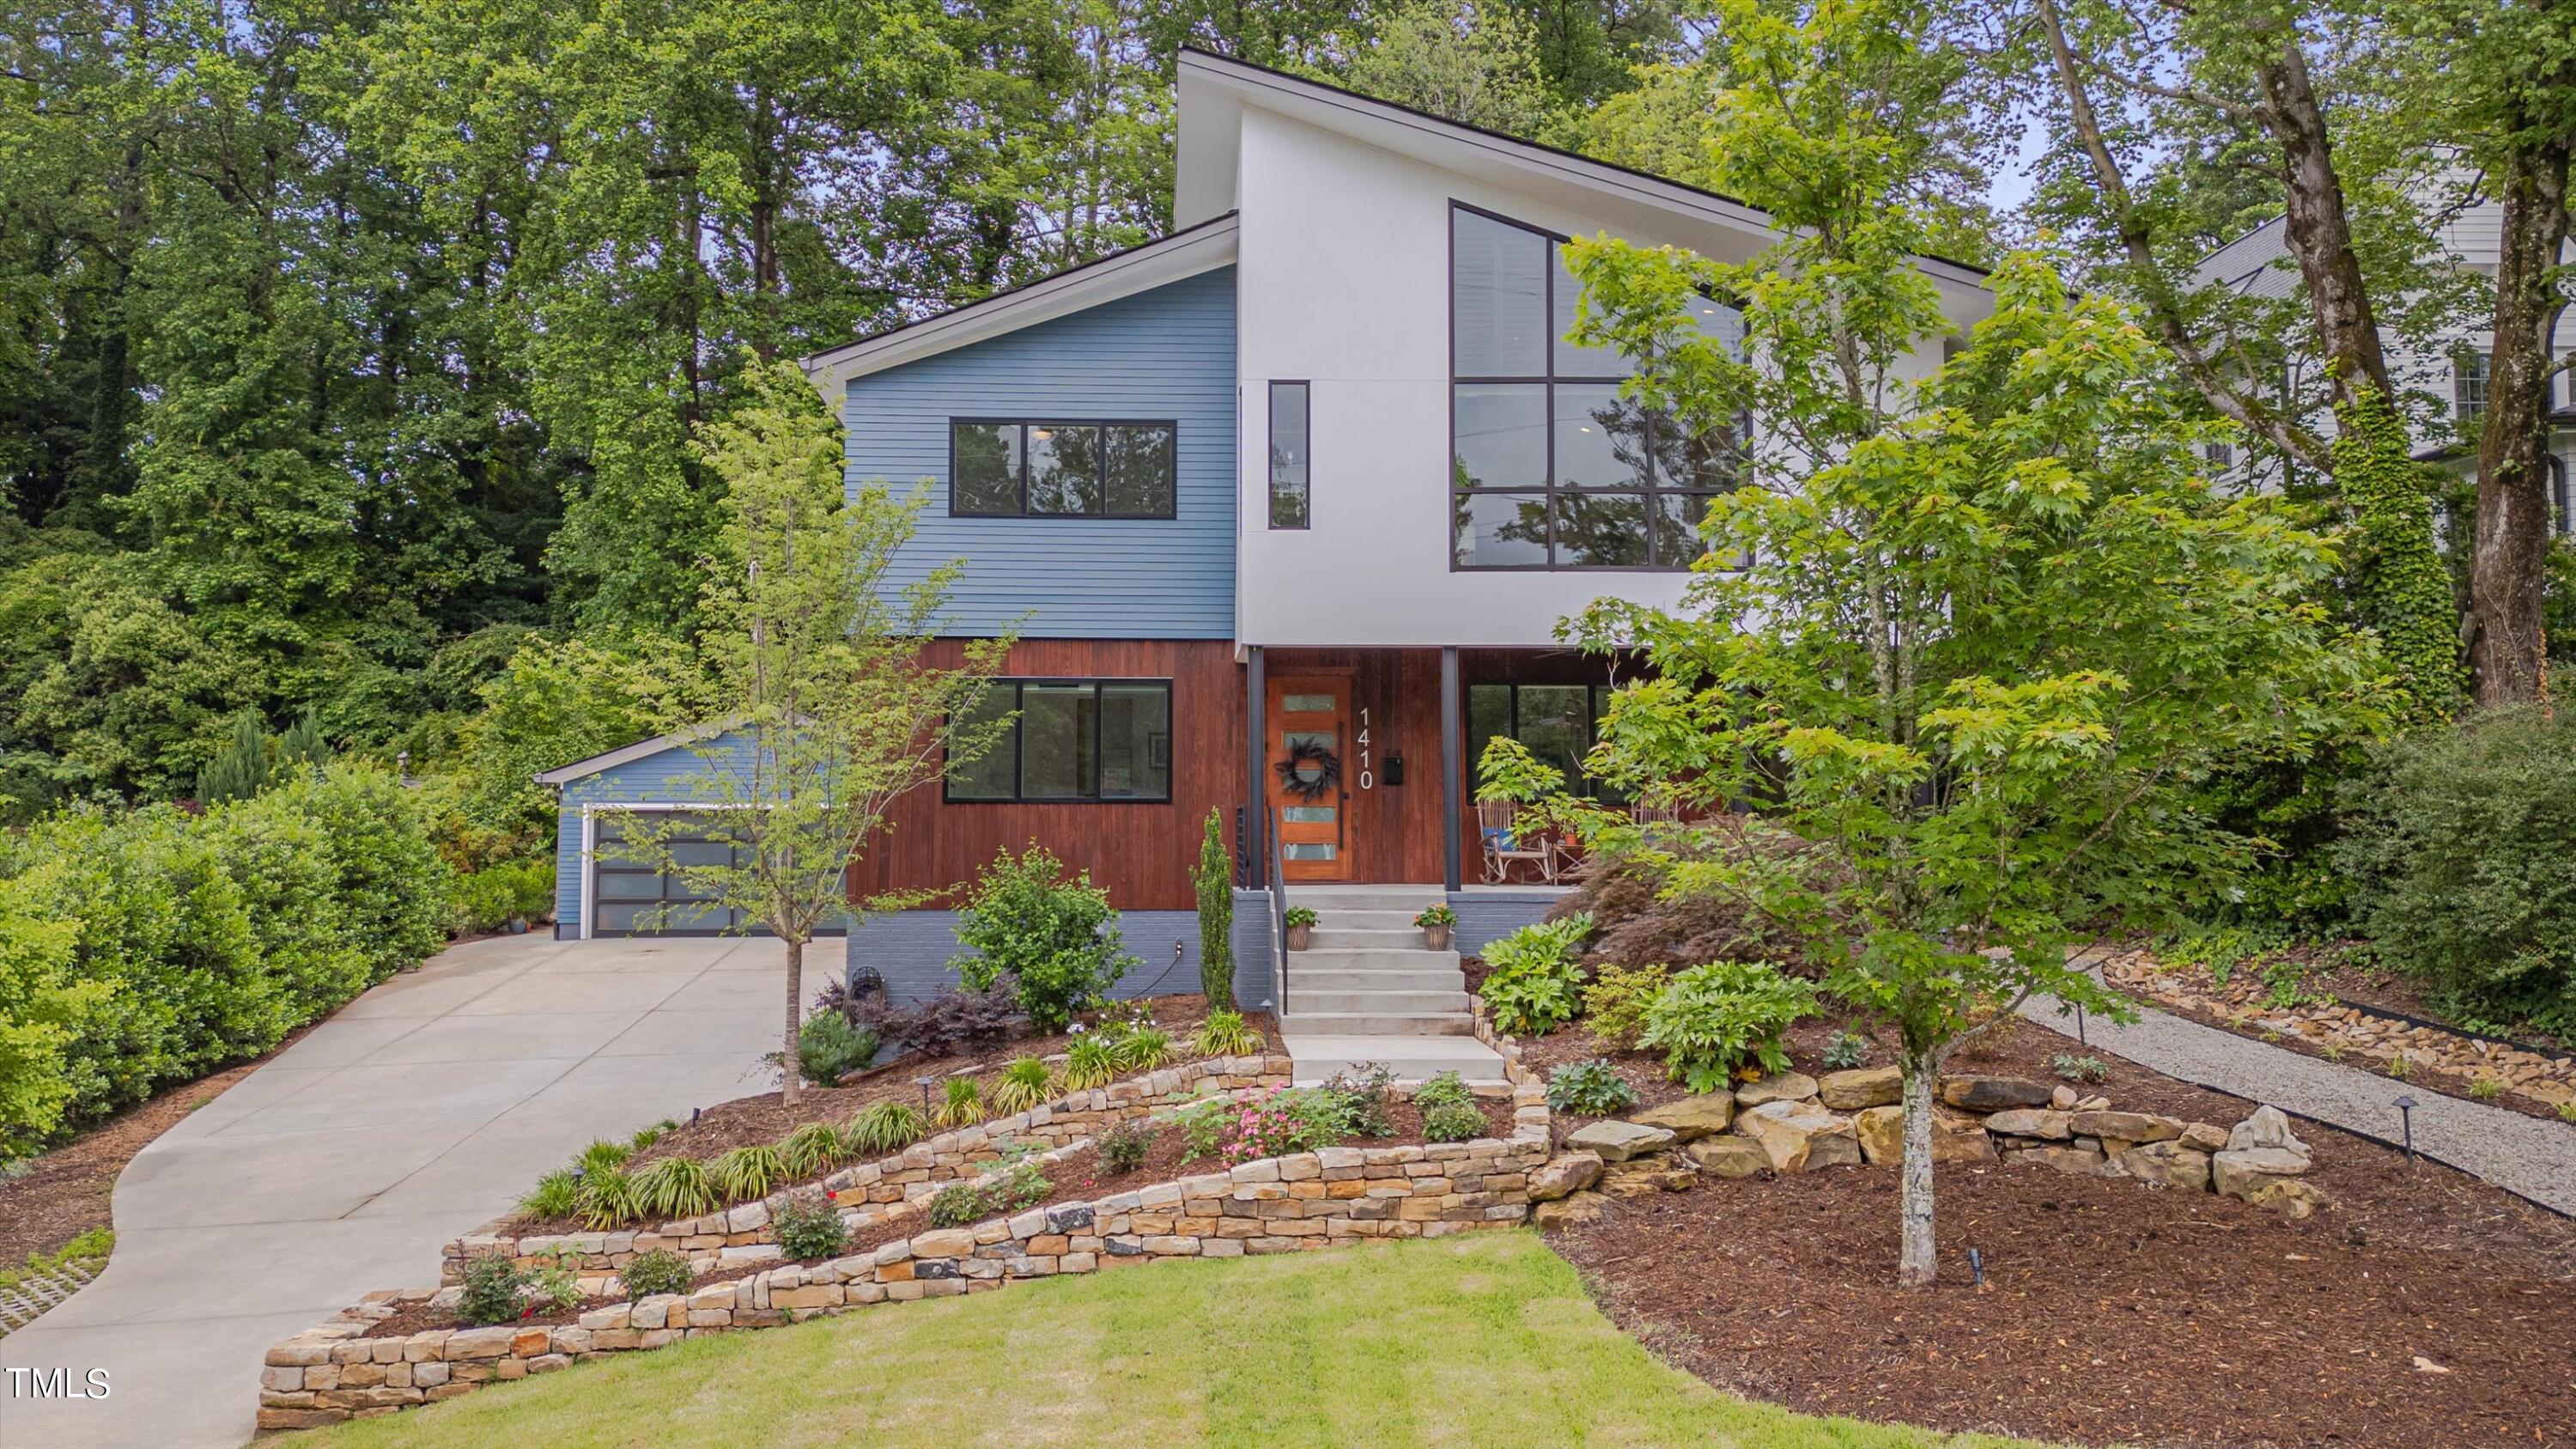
top-left (2019, 989), bottom-right (2576, 1217)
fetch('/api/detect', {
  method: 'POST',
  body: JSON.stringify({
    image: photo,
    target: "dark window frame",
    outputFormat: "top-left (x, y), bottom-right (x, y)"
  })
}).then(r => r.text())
top-left (946, 419), bottom-right (1180, 520)
top-left (1448, 200), bottom-right (1747, 574)
top-left (1467, 681), bottom-right (1627, 801)
top-left (942, 677), bottom-right (1176, 804)
top-left (1268, 380), bottom-right (1311, 530)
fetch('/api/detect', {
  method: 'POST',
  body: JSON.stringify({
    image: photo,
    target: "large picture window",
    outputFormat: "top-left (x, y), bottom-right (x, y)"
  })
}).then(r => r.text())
top-left (1450, 203), bottom-right (1746, 570)
top-left (950, 421), bottom-right (1177, 519)
top-left (1467, 683), bottom-right (1625, 800)
top-left (946, 679), bottom-right (1173, 802)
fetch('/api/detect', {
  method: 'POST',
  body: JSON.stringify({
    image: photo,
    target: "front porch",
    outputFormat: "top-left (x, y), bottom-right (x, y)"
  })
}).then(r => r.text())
top-left (1239, 644), bottom-right (1636, 895)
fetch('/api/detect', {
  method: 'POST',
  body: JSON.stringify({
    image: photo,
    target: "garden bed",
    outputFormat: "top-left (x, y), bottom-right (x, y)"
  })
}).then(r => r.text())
top-left (622, 993), bottom-right (1274, 1167)
top-left (2098, 941), bottom-right (2576, 1123)
top-left (1543, 1016), bottom-right (2576, 1449)
top-left (258, 1084), bottom-right (1553, 1433)
top-left (363, 1093), bottom-right (1516, 1342)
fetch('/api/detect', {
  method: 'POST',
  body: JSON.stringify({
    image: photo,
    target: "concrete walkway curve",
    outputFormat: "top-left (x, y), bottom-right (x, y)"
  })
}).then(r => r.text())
top-left (0, 933), bottom-right (829, 1449)
top-left (2021, 989), bottom-right (2576, 1218)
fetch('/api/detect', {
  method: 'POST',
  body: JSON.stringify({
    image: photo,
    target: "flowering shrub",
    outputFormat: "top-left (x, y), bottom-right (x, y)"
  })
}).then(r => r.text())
top-left (1218, 1088), bottom-right (1309, 1165)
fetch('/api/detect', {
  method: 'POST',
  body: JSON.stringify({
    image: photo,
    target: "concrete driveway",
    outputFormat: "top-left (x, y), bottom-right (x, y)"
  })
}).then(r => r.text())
top-left (0, 932), bottom-right (830, 1449)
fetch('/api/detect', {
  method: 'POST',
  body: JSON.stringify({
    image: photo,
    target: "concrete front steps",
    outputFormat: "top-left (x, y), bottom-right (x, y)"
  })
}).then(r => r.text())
top-left (1277, 885), bottom-right (1505, 1084)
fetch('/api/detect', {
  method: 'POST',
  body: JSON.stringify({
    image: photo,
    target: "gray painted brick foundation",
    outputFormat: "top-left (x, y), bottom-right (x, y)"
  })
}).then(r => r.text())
top-left (835, 889), bottom-right (1555, 1014)
top-left (846, 890), bottom-right (1278, 1013)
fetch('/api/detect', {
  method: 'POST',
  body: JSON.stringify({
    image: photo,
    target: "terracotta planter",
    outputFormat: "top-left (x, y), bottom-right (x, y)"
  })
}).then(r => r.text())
top-left (1285, 923), bottom-right (1313, 951)
top-left (1421, 924), bottom-right (1453, 952)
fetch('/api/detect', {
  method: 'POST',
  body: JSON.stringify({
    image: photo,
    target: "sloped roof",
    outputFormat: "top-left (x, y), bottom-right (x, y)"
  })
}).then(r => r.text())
top-left (533, 721), bottom-right (742, 787)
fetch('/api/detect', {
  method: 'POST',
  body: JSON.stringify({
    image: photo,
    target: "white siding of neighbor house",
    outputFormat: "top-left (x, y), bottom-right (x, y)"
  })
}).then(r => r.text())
top-left (1227, 106), bottom-right (1964, 648)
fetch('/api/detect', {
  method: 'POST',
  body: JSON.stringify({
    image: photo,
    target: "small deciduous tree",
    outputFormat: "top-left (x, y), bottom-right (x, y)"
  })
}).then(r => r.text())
top-left (1555, 5), bottom-right (2387, 1282)
top-left (613, 362), bottom-right (1010, 1109)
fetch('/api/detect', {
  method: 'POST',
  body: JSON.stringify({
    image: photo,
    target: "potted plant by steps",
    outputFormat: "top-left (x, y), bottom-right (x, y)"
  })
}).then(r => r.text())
top-left (1415, 903), bottom-right (1456, 952)
top-left (1284, 905), bottom-right (1317, 951)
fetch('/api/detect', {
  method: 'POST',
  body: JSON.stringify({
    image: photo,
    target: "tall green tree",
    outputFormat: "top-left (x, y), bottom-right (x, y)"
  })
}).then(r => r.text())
top-left (2027, 0), bottom-right (2469, 716)
top-left (1559, 0), bottom-right (2386, 1285)
top-left (616, 363), bottom-right (1010, 1109)
top-left (1327, 0), bottom-right (1562, 134)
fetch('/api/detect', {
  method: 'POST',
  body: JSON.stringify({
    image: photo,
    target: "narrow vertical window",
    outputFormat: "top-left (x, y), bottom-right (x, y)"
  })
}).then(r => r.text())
top-left (1269, 381), bottom-right (1310, 529)
top-left (2454, 350), bottom-right (2489, 422)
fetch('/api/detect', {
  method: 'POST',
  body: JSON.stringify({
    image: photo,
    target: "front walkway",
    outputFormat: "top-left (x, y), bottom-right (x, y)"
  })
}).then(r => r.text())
top-left (0, 933), bottom-right (823, 1449)
top-left (2021, 988), bottom-right (2576, 1216)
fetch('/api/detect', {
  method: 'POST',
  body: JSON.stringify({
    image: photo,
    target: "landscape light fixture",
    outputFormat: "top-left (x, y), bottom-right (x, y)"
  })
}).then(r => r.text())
top-left (2075, 1002), bottom-right (2087, 1047)
top-left (917, 1076), bottom-right (937, 1114)
top-left (2394, 1095), bottom-right (2419, 1165)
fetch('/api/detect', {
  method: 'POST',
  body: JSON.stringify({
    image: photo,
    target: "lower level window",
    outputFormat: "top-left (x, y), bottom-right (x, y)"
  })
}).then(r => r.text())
top-left (947, 679), bottom-right (1173, 802)
top-left (1468, 682), bottom-right (1624, 800)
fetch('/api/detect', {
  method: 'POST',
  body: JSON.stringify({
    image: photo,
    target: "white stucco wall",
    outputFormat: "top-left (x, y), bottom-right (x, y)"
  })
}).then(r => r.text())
top-left (1227, 106), bottom-right (1975, 648)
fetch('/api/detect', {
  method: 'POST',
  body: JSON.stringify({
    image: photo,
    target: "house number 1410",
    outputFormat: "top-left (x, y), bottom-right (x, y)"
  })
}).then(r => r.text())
top-left (1356, 708), bottom-right (1373, 790)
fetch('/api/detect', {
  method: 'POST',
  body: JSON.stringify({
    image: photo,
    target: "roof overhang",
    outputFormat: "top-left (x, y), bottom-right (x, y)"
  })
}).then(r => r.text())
top-left (1175, 47), bottom-right (1991, 296)
top-left (533, 720), bottom-right (738, 787)
top-left (801, 215), bottom-right (1241, 397)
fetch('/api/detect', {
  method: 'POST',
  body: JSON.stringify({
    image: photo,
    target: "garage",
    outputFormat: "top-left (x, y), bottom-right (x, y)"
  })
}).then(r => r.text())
top-left (590, 811), bottom-right (750, 935)
top-left (534, 724), bottom-right (790, 941)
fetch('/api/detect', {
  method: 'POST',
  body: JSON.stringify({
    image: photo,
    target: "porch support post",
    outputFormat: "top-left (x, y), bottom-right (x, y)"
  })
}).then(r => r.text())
top-left (1246, 645), bottom-right (1267, 891)
top-left (1440, 645), bottom-right (1461, 893)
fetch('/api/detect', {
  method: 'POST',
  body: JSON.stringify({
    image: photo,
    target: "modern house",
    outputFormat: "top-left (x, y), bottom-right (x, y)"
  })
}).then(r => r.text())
top-left (538, 50), bottom-right (1991, 1066)
top-left (2195, 204), bottom-right (2576, 528)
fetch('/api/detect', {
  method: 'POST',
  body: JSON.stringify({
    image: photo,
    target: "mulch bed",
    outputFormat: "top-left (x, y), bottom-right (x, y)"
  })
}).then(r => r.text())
top-left (0, 1018), bottom-right (327, 1271)
top-left (2098, 941), bottom-right (2576, 1124)
top-left (1546, 1016), bottom-right (2576, 1449)
top-left (375, 1094), bottom-right (1507, 1340)
top-left (621, 995), bottom-right (1277, 1168)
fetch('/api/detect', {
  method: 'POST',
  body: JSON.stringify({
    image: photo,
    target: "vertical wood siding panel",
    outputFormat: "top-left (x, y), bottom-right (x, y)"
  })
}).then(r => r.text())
top-left (845, 639), bottom-right (1245, 910)
top-left (844, 268), bottom-right (1238, 638)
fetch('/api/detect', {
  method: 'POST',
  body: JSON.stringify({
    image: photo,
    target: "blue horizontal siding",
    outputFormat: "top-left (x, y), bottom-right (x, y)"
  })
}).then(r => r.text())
top-left (846, 267), bottom-right (1238, 638)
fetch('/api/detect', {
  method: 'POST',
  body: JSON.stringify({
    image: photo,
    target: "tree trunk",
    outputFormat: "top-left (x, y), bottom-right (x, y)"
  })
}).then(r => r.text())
top-left (1897, 1057), bottom-right (1937, 1288)
top-left (2470, 117), bottom-right (2572, 707)
top-left (2253, 39), bottom-right (2391, 404)
top-left (781, 933), bottom-right (804, 1111)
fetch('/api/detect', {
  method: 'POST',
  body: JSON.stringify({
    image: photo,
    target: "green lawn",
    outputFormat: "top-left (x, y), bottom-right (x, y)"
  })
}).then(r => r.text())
top-left (314, 1231), bottom-right (2031, 1448)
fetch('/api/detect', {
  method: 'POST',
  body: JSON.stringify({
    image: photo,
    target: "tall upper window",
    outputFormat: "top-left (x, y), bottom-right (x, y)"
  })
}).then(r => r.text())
top-left (1450, 204), bottom-right (1746, 570)
top-left (951, 421), bottom-right (1176, 518)
top-left (945, 679), bottom-right (1173, 802)
top-left (2454, 350), bottom-right (2490, 423)
top-left (1268, 381), bottom-right (1309, 528)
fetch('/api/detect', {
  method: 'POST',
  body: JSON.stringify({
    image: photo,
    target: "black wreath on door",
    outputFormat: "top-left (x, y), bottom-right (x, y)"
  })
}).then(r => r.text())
top-left (1273, 740), bottom-right (1343, 801)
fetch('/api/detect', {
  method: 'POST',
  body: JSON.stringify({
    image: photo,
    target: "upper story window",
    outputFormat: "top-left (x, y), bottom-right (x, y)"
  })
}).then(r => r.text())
top-left (945, 679), bottom-right (1173, 803)
top-left (1268, 381), bottom-right (1309, 529)
top-left (2454, 350), bottom-right (2489, 423)
top-left (1449, 203), bottom-right (1746, 571)
top-left (951, 420), bottom-right (1176, 519)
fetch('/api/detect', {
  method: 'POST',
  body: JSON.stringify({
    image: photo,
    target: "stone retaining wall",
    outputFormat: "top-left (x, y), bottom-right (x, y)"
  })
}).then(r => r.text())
top-left (441, 1054), bottom-right (1295, 1287)
top-left (257, 1075), bottom-right (1553, 1434)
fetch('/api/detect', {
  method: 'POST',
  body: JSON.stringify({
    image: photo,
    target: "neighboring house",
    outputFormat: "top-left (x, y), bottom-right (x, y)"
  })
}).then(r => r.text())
top-left (540, 49), bottom-right (1993, 1014)
top-left (2194, 207), bottom-right (2576, 533)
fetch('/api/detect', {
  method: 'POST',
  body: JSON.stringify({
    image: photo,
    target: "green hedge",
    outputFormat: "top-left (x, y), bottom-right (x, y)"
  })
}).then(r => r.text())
top-left (0, 764), bottom-right (452, 1155)
top-left (2338, 707), bottom-right (2576, 1035)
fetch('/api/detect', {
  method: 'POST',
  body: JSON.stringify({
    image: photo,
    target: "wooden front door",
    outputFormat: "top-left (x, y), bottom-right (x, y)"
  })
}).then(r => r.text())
top-left (1265, 674), bottom-right (1352, 881)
